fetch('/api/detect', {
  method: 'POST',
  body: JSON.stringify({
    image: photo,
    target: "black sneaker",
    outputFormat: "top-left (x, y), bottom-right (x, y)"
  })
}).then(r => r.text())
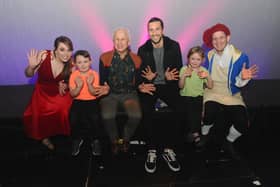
top-left (162, 149), bottom-right (181, 172)
top-left (196, 134), bottom-right (209, 148)
top-left (91, 139), bottom-right (102, 156)
top-left (145, 150), bottom-right (157, 173)
top-left (222, 140), bottom-right (241, 160)
top-left (193, 136), bottom-right (205, 152)
top-left (71, 139), bottom-right (84, 156)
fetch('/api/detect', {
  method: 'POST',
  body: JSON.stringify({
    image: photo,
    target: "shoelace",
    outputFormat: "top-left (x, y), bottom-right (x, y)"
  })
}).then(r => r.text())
top-left (147, 152), bottom-right (156, 163)
top-left (165, 150), bottom-right (176, 162)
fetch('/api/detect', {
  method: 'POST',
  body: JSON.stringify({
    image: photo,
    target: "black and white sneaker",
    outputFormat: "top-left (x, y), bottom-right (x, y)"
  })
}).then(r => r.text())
top-left (71, 139), bottom-right (84, 156)
top-left (162, 148), bottom-right (180, 172)
top-left (91, 139), bottom-right (102, 156)
top-left (145, 150), bottom-right (157, 173)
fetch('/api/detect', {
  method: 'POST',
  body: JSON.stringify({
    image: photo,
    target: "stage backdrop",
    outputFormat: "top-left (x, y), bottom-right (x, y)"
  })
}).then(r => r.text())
top-left (0, 0), bottom-right (279, 85)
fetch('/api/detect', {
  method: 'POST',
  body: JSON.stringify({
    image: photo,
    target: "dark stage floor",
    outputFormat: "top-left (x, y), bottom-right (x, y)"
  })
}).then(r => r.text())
top-left (0, 125), bottom-right (279, 187)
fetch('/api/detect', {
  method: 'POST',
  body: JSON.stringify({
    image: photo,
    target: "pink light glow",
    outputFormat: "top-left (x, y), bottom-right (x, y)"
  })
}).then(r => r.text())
top-left (177, 0), bottom-right (225, 52)
top-left (137, 0), bottom-right (172, 47)
top-left (72, 0), bottom-right (112, 52)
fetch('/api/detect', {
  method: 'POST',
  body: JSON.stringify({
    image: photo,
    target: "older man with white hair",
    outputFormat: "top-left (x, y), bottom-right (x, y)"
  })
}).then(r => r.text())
top-left (99, 28), bottom-right (143, 155)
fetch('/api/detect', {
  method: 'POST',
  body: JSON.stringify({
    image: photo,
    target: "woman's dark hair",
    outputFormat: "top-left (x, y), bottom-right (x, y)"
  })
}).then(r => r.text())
top-left (148, 17), bottom-right (164, 29)
top-left (74, 50), bottom-right (92, 62)
top-left (54, 36), bottom-right (74, 81)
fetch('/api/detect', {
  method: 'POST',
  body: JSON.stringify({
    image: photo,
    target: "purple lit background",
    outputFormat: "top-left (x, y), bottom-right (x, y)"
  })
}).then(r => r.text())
top-left (1, 0), bottom-right (279, 85)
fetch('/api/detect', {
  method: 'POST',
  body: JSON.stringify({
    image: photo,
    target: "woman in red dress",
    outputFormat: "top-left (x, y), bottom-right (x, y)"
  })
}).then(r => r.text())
top-left (23, 36), bottom-right (73, 150)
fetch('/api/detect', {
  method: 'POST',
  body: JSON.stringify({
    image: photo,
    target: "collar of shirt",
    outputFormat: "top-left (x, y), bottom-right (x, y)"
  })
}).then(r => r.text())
top-left (113, 50), bottom-right (130, 61)
top-left (213, 44), bottom-right (232, 68)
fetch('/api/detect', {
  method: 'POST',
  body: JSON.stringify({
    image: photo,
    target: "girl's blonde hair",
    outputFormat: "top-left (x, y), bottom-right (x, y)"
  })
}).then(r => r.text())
top-left (187, 46), bottom-right (205, 59)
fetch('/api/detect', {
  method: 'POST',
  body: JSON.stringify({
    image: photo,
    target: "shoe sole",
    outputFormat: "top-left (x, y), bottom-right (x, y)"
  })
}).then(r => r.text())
top-left (162, 154), bottom-right (181, 172)
top-left (145, 163), bottom-right (156, 174)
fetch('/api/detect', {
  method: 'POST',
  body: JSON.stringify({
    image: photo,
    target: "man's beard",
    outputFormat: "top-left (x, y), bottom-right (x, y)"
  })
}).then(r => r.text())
top-left (151, 36), bottom-right (162, 45)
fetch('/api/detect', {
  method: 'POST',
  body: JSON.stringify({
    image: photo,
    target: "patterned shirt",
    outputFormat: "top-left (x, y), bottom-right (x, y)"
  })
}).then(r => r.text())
top-left (108, 52), bottom-right (136, 94)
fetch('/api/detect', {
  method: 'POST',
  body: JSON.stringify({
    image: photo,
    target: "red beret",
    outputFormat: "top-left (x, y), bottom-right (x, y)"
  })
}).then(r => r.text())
top-left (203, 23), bottom-right (231, 48)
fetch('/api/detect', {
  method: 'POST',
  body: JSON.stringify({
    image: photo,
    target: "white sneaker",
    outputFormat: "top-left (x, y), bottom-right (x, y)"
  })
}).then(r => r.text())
top-left (162, 148), bottom-right (180, 172)
top-left (144, 150), bottom-right (157, 173)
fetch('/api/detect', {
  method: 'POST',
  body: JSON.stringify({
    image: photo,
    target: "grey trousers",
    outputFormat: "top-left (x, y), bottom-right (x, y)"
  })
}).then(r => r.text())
top-left (100, 92), bottom-right (142, 142)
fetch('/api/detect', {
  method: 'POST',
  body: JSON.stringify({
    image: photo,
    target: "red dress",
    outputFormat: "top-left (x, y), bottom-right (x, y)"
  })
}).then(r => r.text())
top-left (23, 51), bottom-right (72, 140)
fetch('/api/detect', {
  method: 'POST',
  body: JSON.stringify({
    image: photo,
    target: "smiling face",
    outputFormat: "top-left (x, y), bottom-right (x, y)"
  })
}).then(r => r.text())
top-left (148, 21), bottom-right (164, 45)
top-left (188, 52), bottom-right (204, 69)
top-left (113, 29), bottom-right (130, 55)
top-left (74, 55), bottom-right (91, 73)
top-left (212, 31), bottom-right (230, 54)
top-left (54, 42), bottom-right (72, 63)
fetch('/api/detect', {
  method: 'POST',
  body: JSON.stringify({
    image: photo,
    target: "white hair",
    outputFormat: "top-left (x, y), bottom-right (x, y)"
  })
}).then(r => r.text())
top-left (112, 27), bottom-right (131, 42)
